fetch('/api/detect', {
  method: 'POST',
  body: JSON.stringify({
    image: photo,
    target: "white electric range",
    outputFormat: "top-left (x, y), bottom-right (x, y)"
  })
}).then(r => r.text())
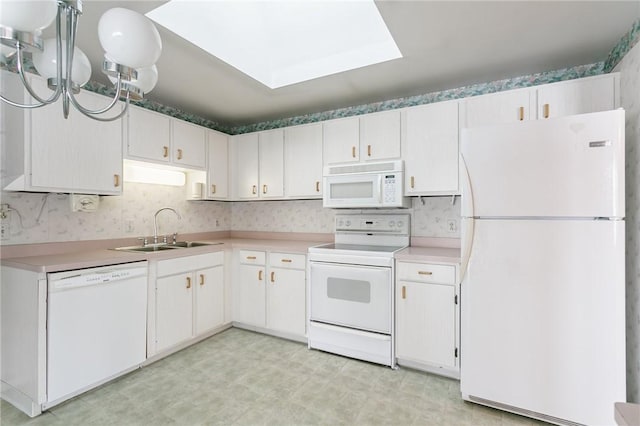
top-left (307, 213), bottom-right (410, 367)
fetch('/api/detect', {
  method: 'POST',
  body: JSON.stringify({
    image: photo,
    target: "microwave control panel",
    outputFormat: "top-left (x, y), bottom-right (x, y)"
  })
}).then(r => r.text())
top-left (383, 174), bottom-right (398, 205)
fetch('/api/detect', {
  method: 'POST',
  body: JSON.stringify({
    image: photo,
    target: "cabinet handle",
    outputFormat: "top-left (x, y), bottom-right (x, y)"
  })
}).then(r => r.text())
top-left (246, 256), bottom-right (257, 260)
top-left (518, 106), bottom-right (524, 121)
top-left (402, 286), bottom-right (406, 299)
top-left (367, 144), bottom-right (371, 157)
top-left (270, 271), bottom-right (275, 283)
top-left (252, 185), bottom-right (257, 195)
top-left (258, 270), bottom-right (263, 281)
top-left (199, 274), bottom-right (205, 286)
top-left (315, 181), bottom-right (320, 193)
top-left (163, 146), bottom-right (169, 158)
top-left (418, 271), bottom-right (433, 276)
top-left (281, 259), bottom-right (292, 263)
top-left (543, 103), bottom-right (550, 119)
top-left (263, 184), bottom-right (267, 194)
top-left (410, 176), bottom-right (415, 189)
top-left (351, 146), bottom-right (356, 158)
top-left (186, 276), bottom-right (191, 289)
top-left (113, 174), bottom-right (120, 187)
top-left (177, 148), bottom-right (183, 160)
top-left (211, 184), bottom-right (216, 194)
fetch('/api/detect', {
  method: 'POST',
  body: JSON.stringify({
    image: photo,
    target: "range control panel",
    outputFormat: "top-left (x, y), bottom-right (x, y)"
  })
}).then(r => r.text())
top-left (335, 214), bottom-right (410, 235)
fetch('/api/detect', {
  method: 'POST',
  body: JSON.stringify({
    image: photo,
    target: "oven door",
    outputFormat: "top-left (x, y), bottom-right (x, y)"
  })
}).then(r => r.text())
top-left (309, 261), bottom-right (392, 334)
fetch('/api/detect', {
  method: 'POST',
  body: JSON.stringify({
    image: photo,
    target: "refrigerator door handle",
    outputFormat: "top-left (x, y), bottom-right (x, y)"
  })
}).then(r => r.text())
top-left (460, 154), bottom-right (475, 283)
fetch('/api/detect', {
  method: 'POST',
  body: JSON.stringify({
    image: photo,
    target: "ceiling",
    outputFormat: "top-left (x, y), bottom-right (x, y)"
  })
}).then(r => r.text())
top-left (51, 1), bottom-right (640, 127)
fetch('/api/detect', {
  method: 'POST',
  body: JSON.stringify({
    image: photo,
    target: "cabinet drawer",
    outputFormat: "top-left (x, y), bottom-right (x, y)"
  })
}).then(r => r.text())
top-left (239, 250), bottom-right (266, 265)
top-left (269, 252), bottom-right (306, 270)
top-left (397, 262), bottom-right (456, 284)
top-left (157, 252), bottom-right (224, 276)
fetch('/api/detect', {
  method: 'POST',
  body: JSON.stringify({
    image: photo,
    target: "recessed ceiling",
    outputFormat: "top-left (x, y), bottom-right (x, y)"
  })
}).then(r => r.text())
top-left (57, 1), bottom-right (639, 127)
top-left (145, 0), bottom-right (402, 89)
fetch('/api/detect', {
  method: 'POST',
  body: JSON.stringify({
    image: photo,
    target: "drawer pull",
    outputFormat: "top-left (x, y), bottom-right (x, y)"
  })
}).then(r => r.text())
top-left (199, 274), bottom-right (205, 286)
top-left (246, 256), bottom-right (257, 260)
top-left (258, 270), bottom-right (263, 281)
top-left (186, 276), bottom-right (191, 289)
top-left (281, 259), bottom-right (292, 263)
top-left (402, 286), bottom-right (406, 299)
top-left (270, 271), bottom-right (275, 283)
top-left (418, 271), bottom-right (433, 276)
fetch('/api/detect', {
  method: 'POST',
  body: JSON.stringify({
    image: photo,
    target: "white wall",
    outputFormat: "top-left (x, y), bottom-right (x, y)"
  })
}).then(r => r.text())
top-left (614, 40), bottom-right (640, 403)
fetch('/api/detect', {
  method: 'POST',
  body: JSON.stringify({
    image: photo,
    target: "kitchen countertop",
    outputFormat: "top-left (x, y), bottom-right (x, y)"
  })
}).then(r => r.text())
top-left (396, 246), bottom-right (461, 264)
top-left (1, 237), bottom-right (328, 273)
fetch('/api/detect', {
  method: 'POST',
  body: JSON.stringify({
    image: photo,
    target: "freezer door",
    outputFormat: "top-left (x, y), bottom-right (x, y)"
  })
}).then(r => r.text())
top-left (460, 219), bottom-right (626, 425)
top-left (460, 109), bottom-right (624, 218)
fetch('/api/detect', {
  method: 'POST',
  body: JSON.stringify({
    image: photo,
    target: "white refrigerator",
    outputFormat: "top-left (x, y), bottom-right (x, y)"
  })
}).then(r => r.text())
top-left (459, 109), bottom-right (626, 426)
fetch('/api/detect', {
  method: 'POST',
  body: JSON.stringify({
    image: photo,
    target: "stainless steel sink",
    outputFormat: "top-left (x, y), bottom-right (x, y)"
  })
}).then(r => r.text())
top-left (171, 241), bottom-right (222, 248)
top-left (112, 241), bottom-right (222, 252)
top-left (113, 245), bottom-right (182, 252)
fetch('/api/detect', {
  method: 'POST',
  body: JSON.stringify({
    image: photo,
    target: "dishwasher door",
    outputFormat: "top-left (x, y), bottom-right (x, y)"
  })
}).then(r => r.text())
top-left (46, 262), bottom-right (148, 405)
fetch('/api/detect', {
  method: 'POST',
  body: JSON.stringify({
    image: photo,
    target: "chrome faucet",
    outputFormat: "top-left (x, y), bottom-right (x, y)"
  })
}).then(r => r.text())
top-left (153, 207), bottom-right (181, 244)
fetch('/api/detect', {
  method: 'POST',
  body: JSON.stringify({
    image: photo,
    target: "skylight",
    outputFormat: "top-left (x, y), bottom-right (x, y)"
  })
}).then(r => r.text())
top-left (146, 0), bottom-right (402, 89)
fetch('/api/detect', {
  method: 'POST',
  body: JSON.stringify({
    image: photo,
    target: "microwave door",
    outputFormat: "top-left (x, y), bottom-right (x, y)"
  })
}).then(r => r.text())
top-left (324, 174), bottom-right (381, 207)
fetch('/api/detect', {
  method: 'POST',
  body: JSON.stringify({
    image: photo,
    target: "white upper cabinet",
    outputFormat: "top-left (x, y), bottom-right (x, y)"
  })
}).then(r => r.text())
top-left (284, 123), bottom-right (323, 198)
top-left (206, 130), bottom-right (229, 199)
top-left (322, 111), bottom-right (401, 165)
top-left (537, 74), bottom-right (619, 119)
top-left (126, 105), bottom-right (206, 170)
top-left (171, 120), bottom-right (206, 169)
top-left (126, 106), bottom-right (171, 163)
top-left (2, 72), bottom-right (123, 195)
top-left (231, 133), bottom-right (259, 199)
top-left (401, 100), bottom-right (460, 196)
top-left (258, 129), bottom-right (284, 198)
top-left (359, 110), bottom-right (401, 161)
top-left (322, 116), bottom-right (359, 164)
top-left (461, 88), bottom-right (534, 128)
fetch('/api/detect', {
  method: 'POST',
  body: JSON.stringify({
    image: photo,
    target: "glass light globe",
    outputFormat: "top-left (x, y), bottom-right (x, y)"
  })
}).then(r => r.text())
top-left (32, 38), bottom-right (92, 87)
top-left (0, 0), bottom-right (58, 32)
top-left (98, 8), bottom-right (162, 69)
top-left (109, 64), bottom-right (158, 94)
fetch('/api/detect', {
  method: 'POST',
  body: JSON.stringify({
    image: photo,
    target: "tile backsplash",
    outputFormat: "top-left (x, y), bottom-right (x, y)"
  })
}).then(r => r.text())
top-left (0, 189), bottom-right (459, 245)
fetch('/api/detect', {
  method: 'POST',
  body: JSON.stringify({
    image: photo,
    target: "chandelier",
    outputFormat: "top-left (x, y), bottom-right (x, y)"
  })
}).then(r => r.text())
top-left (0, 0), bottom-right (162, 121)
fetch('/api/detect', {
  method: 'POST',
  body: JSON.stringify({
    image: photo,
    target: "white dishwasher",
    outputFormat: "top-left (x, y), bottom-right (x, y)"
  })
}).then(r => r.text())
top-left (46, 262), bottom-right (148, 406)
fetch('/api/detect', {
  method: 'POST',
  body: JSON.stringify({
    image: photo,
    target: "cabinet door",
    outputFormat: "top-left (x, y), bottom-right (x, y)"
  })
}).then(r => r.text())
top-left (284, 124), bottom-right (323, 198)
top-left (537, 75), bottom-right (617, 119)
top-left (396, 281), bottom-right (456, 368)
top-left (323, 117), bottom-right (359, 164)
top-left (401, 101), bottom-right (459, 195)
top-left (127, 105), bottom-right (171, 163)
top-left (462, 88), bottom-right (533, 128)
top-left (156, 273), bottom-right (193, 351)
top-left (360, 110), bottom-right (401, 161)
top-left (266, 268), bottom-right (306, 336)
top-left (235, 264), bottom-right (266, 327)
top-left (258, 129), bottom-right (284, 198)
top-left (231, 133), bottom-right (259, 199)
top-left (207, 130), bottom-right (229, 199)
top-left (29, 78), bottom-right (123, 194)
top-left (195, 265), bottom-right (224, 334)
top-left (172, 120), bottom-right (206, 169)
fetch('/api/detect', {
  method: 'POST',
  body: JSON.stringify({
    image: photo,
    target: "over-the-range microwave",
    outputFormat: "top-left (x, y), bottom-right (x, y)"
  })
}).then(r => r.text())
top-left (323, 160), bottom-right (411, 208)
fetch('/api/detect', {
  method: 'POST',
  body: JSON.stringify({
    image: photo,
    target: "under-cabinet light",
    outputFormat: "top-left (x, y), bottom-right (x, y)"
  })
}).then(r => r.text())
top-left (123, 163), bottom-right (186, 186)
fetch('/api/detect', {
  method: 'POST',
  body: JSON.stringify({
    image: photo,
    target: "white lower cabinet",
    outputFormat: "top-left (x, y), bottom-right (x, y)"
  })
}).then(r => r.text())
top-left (152, 252), bottom-right (225, 355)
top-left (396, 261), bottom-right (460, 378)
top-left (233, 249), bottom-right (306, 340)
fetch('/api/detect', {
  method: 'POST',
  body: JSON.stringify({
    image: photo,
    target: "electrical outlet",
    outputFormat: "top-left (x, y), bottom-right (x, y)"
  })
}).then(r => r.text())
top-left (0, 219), bottom-right (9, 241)
top-left (215, 219), bottom-right (219, 227)
top-left (124, 218), bottom-right (135, 233)
top-left (447, 219), bottom-right (458, 233)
